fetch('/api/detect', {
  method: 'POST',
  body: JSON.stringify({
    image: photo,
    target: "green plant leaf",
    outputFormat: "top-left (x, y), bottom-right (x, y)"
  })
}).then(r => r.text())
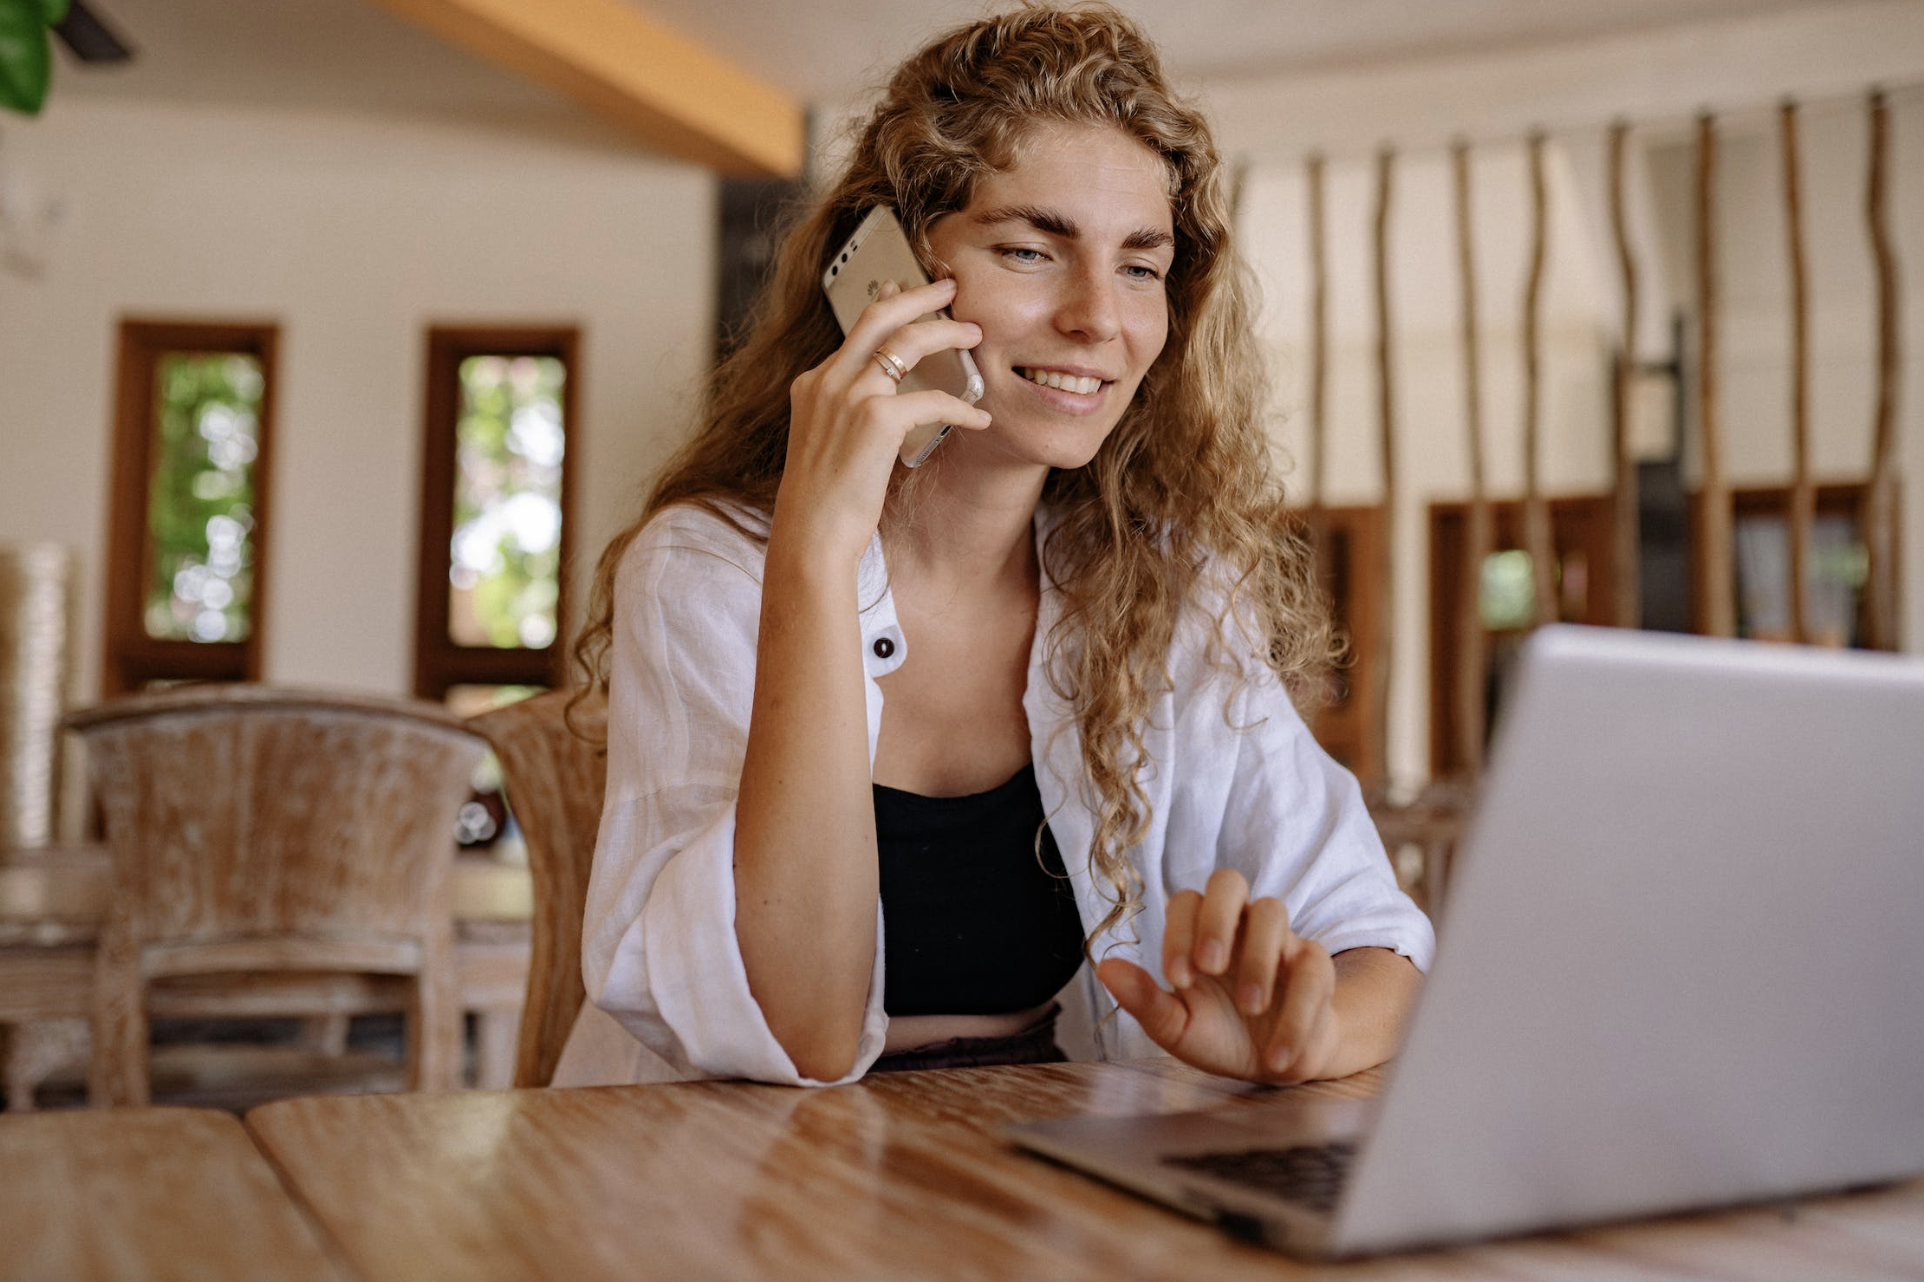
top-left (37, 0), bottom-right (73, 27)
top-left (0, 0), bottom-right (57, 115)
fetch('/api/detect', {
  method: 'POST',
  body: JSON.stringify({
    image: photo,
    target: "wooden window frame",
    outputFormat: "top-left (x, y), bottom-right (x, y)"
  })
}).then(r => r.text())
top-left (1691, 482), bottom-right (1883, 641)
top-left (102, 319), bottom-right (278, 697)
top-left (413, 325), bottom-right (581, 701)
top-left (1428, 495), bottom-right (1619, 779)
top-left (1298, 506), bottom-right (1384, 789)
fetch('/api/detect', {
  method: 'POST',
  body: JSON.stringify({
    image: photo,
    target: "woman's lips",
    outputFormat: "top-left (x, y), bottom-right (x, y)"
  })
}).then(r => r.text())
top-left (1017, 366), bottom-right (1108, 396)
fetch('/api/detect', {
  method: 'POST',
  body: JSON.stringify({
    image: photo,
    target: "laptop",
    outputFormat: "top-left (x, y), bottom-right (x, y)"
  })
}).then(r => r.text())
top-left (1008, 624), bottom-right (1924, 1259)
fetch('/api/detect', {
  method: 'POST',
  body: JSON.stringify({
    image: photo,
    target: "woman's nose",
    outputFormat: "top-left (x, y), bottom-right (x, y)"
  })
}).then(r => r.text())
top-left (1055, 267), bottom-right (1122, 343)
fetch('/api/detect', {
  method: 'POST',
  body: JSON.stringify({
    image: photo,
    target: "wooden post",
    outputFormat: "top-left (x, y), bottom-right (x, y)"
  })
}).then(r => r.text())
top-left (1781, 100), bottom-right (1814, 645)
top-left (1522, 131), bottom-right (1557, 630)
top-left (1864, 89), bottom-right (1903, 651)
top-left (1695, 113), bottom-right (1736, 637)
top-left (1608, 121), bottom-right (1643, 630)
top-left (1369, 147), bottom-right (1396, 794)
top-left (1306, 152), bottom-right (1329, 526)
top-left (1451, 139), bottom-right (1491, 776)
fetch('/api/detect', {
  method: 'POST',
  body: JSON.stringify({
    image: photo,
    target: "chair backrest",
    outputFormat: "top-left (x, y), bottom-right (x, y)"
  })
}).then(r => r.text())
top-left (468, 689), bottom-right (607, 1088)
top-left (67, 686), bottom-right (486, 961)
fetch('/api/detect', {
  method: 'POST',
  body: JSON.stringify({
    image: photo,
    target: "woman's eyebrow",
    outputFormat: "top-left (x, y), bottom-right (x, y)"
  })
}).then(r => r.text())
top-left (971, 204), bottom-right (1174, 253)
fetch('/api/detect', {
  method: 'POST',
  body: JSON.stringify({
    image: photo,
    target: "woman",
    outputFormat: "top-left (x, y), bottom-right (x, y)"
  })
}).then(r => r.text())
top-left (554, 3), bottom-right (1433, 1088)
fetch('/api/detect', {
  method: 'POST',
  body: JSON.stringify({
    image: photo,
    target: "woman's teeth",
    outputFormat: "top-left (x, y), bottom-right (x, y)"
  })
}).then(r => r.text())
top-left (1020, 368), bottom-right (1101, 395)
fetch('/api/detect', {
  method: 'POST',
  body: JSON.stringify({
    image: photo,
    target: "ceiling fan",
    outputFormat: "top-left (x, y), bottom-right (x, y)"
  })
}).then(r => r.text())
top-left (53, 0), bottom-right (133, 64)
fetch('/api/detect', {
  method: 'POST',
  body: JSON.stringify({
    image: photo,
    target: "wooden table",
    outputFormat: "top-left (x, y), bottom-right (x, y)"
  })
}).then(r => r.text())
top-left (0, 846), bottom-right (533, 1099)
top-left (243, 1059), bottom-right (1924, 1281)
top-left (0, 1106), bottom-right (350, 1281)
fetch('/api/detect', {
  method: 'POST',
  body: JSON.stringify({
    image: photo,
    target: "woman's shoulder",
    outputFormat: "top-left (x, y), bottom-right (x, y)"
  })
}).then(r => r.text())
top-left (621, 499), bottom-right (772, 583)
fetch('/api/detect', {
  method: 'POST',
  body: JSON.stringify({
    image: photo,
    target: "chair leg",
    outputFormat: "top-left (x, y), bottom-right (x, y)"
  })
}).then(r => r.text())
top-left (472, 1008), bottom-right (520, 1091)
top-left (296, 1013), bottom-right (352, 1056)
top-left (89, 985), bottom-right (150, 1108)
top-left (4, 1018), bottom-right (92, 1112)
top-left (406, 969), bottom-right (462, 1092)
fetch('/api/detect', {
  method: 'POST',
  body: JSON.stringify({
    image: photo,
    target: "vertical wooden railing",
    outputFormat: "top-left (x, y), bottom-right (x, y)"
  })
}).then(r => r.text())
top-left (1306, 152), bottom-right (1329, 527)
top-left (1521, 131), bottom-right (1557, 630)
top-left (1369, 147), bottom-right (1397, 792)
top-left (1451, 139), bottom-right (1490, 775)
top-left (1608, 121), bottom-right (1642, 630)
top-left (1695, 113), bottom-right (1736, 637)
top-left (1781, 99), bottom-right (1814, 644)
top-left (1864, 89), bottom-right (1903, 651)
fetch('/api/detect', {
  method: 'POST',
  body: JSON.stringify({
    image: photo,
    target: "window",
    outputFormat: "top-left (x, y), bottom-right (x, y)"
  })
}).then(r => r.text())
top-left (1715, 484), bottom-right (1876, 647)
top-left (414, 326), bottom-right (579, 702)
top-left (102, 320), bottom-right (277, 695)
top-left (1296, 506), bottom-right (1384, 788)
top-left (1428, 496), bottom-right (1619, 778)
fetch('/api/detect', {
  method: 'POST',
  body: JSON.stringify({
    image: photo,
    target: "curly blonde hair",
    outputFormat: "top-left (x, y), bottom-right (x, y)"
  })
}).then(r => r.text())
top-left (574, 2), bottom-right (1336, 945)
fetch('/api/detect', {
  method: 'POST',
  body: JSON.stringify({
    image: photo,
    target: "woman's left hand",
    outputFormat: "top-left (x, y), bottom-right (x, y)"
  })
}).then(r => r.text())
top-left (1096, 869), bottom-right (1341, 1084)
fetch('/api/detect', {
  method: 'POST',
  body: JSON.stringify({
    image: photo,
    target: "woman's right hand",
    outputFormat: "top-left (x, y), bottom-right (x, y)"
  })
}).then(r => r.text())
top-left (776, 277), bottom-right (991, 563)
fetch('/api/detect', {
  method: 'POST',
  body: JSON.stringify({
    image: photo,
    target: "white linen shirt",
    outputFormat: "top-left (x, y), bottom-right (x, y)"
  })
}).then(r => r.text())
top-left (551, 503), bottom-right (1435, 1088)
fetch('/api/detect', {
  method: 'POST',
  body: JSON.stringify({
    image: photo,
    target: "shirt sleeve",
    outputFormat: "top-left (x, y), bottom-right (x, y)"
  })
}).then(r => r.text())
top-left (578, 509), bottom-right (888, 1085)
top-left (1217, 663), bottom-right (1437, 971)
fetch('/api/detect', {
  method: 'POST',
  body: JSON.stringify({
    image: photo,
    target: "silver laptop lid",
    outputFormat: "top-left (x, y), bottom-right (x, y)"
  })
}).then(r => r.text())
top-left (1336, 625), bottom-right (1924, 1255)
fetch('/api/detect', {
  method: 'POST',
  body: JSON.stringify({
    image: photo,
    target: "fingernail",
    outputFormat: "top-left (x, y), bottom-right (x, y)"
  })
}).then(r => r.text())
top-left (1168, 958), bottom-right (1191, 989)
top-left (1198, 942), bottom-right (1228, 974)
top-left (877, 280), bottom-right (899, 299)
top-left (1267, 1045), bottom-right (1292, 1073)
top-left (1238, 984), bottom-right (1264, 1015)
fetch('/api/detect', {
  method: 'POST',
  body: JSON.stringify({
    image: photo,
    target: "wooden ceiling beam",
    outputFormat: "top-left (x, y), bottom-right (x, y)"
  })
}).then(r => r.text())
top-left (362, 0), bottom-right (804, 177)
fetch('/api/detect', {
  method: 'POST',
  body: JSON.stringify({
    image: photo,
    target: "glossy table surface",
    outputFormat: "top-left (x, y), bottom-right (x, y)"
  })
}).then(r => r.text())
top-left (244, 1059), bottom-right (1924, 1282)
top-left (0, 1106), bottom-right (350, 1282)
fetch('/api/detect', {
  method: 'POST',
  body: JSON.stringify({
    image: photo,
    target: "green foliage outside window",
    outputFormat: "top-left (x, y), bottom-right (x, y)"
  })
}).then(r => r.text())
top-left (145, 353), bottom-right (262, 643)
top-left (0, 0), bottom-right (69, 116)
top-left (449, 355), bottom-right (565, 649)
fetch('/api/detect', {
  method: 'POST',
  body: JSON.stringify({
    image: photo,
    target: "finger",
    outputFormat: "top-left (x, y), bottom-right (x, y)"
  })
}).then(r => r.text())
top-left (1163, 890), bottom-right (1201, 989)
top-left (840, 277), bottom-right (959, 356)
top-left (855, 315), bottom-right (984, 384)
top-left (1096, 958), bottom-right (1191, 1051)
top-left (1264, 936), bottom-right (1335, 1077)
top-left (1234, 897), bottom-right (1289, 1017)
top-left (1192, 868), bottom-right (1249, 979)
top-left (860, 388), bottom-right (993, 436)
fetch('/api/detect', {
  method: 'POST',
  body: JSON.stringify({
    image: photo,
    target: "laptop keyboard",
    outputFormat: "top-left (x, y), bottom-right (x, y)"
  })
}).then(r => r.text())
top-left (1160, 1140), bottom-right (1358, 1214)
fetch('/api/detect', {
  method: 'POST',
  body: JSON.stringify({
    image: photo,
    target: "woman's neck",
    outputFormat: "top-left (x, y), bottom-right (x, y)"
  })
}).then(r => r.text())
top-left (880, 454), bottom-right (1047, 595)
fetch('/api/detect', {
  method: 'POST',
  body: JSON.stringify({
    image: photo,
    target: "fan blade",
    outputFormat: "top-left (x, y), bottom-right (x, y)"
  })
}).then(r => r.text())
top-left (53, 0), bottom-right (134, 64)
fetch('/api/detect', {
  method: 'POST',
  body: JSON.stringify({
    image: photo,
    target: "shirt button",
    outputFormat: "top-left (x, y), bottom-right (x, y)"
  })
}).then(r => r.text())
top-left (872, 637), bottom-right (895, 660)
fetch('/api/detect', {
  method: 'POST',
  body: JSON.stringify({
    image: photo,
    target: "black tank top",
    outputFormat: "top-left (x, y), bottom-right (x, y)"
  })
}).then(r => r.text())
top-left (873, 763), bottom-right (1086, 1017)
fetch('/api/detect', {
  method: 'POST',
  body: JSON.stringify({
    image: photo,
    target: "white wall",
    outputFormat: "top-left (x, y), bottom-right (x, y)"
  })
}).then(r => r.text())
top-left (1217, 2), bottom-right (1924, 792)
top-left (0, 97), bottom-right (716, 713)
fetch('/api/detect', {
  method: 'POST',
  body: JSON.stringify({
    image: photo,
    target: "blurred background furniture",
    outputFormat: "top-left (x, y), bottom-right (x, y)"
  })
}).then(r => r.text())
top-left (63, 686), bottom-right (489, 1106)
top-left (0, 843), bottom-right (532, 1109)
top-left (469, 688), bottom-right (607, 1089)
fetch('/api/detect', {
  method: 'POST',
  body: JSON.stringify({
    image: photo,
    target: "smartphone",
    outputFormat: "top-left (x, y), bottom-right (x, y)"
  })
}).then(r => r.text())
top-left (822, 206), bottom-right (985, 468)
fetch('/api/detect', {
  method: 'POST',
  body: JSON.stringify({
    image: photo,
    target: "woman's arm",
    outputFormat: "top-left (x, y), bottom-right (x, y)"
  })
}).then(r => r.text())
top-left (731, 279), bottom-right (989, 1080)
top-left (731, 536), bottom-right (877, 1080)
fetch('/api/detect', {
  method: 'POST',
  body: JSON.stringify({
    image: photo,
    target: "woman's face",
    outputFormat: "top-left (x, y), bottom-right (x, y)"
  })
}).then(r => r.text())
top-left (925, 121), bottom-right (1176, 472)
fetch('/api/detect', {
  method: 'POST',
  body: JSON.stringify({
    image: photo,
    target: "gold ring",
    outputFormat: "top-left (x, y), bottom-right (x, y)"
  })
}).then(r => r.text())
top-left (872, 347), bottom-right (909, 383)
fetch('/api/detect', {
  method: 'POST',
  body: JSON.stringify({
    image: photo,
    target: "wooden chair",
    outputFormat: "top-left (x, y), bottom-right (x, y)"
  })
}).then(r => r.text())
top-left (65, 686), bottom-right (488, 1106)
top-left (468, 689), bottom-right (606, 1088)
